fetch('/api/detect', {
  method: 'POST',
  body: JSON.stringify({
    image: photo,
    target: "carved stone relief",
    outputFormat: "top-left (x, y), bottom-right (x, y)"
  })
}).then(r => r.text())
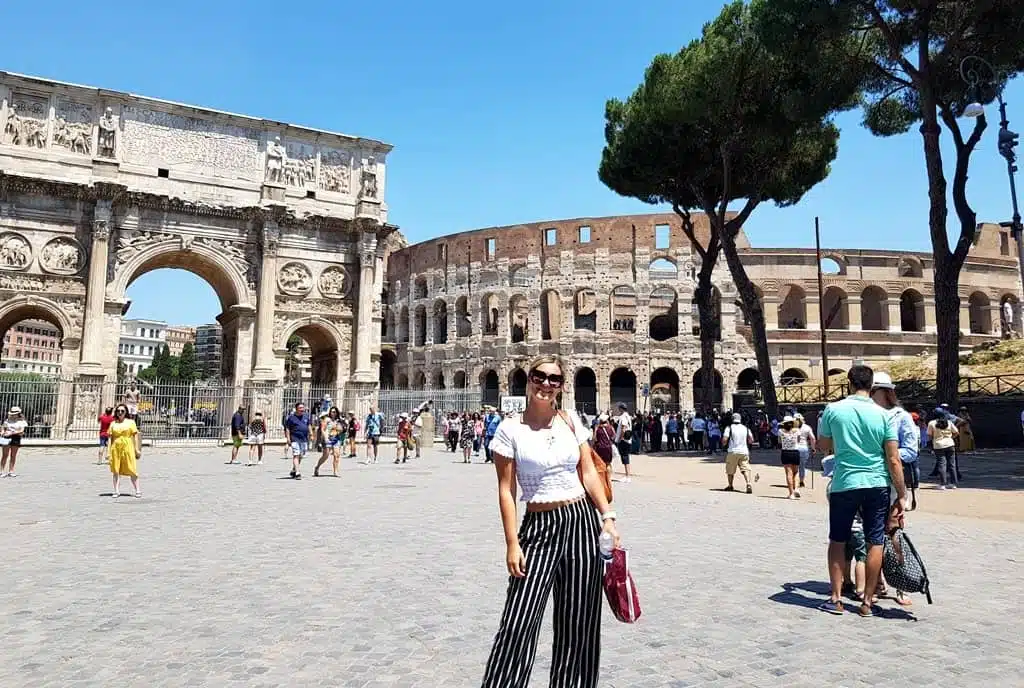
top-left (319, 148), bottom-right (351, 193)
top-left (121, 105), bottom-right (262, 176)
top-left (318, 266), bottom-right (350, 299)
top-left (40, 237), bottom-right (85, 275)
top-left (3, 93), bottom-right (48, 148)
top-left (73, 387), bottom-right (100, 428)
top-left (283, 141), bottom-right (316, 188)
top-left (0, 274), bottom-right (82, 294)
top-left (195, 237), bottom-right (253, 288)
top-left (115, 230), bottom-right (176, 266)
top-left (275, 295), bottom-right (354, 316)
top-left (273, 314), bottom-right (290, 347)
top-left (53, 99), bottom-right (93, 155)
top-left (97, 107), bottom-right (117, 159)
top-left (360, 156), bottom-right (378, 199)
top-left (277, 262), bottom-right (313, 296)
top-left (0, 233), bottom-right (32, 270)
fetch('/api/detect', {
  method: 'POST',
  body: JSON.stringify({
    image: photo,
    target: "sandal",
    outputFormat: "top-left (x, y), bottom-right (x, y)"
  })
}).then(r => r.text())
top-left (858, 604), bottom-right (882, 618)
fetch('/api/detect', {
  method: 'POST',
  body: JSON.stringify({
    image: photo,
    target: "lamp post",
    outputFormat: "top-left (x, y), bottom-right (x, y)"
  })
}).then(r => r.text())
top-left (960, 56), bottom-right (1024, 301)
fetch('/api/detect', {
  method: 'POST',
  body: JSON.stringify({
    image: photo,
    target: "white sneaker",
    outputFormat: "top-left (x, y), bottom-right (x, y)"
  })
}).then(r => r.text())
top-left (623, 477), bottom-right (632, 484)
top-left (134, 491), bottom-right (142, 499)
top-left (6, 472), bottom-right (16, 478)
top-left (112, 492), bottom-right (119, 499)
top-left (937, 485), bottom-right (946, 490)
top-left (0, 472), bottom-right (6, 478)
top-left (949, 485), bottom-right (957, 490)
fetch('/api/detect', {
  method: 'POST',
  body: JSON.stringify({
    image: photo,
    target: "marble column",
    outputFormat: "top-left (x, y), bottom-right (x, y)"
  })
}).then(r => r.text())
top-left (352, 231), bottom-right (377, 381)
top-left (78, 200), bottom-right (112, 375)
top-left (251, 223), bottom-right (280, 379)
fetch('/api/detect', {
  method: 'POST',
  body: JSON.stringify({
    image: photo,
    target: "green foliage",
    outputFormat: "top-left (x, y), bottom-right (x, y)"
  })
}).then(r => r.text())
top-left (177, 342), bottom-right (198, 382)
top-left (0, 372), bottom-right (58, 427)
top-left (599, 0), bottom-right (864, 215)
top-left (154, 344), bottom-right (175, 380)
top-left (116, 357), bottom-right (127, 380)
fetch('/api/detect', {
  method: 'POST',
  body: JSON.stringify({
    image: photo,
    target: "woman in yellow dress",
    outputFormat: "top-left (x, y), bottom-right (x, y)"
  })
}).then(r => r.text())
top-left (955, 406), bottom-right (975, 453)
top-left (109, 403), bottom-right (142, 498)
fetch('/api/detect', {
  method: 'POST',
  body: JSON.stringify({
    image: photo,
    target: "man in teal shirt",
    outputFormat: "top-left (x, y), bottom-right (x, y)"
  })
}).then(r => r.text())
top-left (816, 365), bottom-right (906, 617)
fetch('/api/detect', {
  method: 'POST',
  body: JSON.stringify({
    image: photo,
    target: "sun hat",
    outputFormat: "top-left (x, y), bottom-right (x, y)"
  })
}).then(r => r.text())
top-left (598, 413), bottom-right (609, 422)
top-left (8, 406), bottom-right (20, 415)
top-left (782, 414), bottom-right (795, 424)
top-left (871, 372), bottom-right (895, 390)
top-left (794, 412), bottom-right (804, 421)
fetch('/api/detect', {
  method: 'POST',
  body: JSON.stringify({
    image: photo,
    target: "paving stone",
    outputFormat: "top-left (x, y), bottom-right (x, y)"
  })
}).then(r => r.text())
top-left (0, 447), bottom-right (1022, 686)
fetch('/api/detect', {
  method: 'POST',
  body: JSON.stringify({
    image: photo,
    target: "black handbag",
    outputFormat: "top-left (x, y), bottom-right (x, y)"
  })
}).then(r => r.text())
top-left (882, 528), bottom-right (933, 604)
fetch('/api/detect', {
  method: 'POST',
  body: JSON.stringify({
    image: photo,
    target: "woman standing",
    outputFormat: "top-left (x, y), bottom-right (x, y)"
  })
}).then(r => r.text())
top-left (460, 413), bottom-right (475, 463)
top-left (315, 407), bottom-right (344, 477)
top-left (928, 414), bottom-right (959, 490)
top-left (346, 412), bottom-right (359, 458)
top-left (246, 411), bottom-right (267, 466)
top-left (447, 412), bottom-right (462, 453)
top-left (1, 406), bottom-right (27, 477)
top-left (473, 412), bottom-right (485, 458)
top-left (482, 355), bottom-right (620, 688)
top-left (955, 406), bottom-right (975, 454)
top-left (707, 417), bottom-right (722, 454)
top-left (794, 413), bottom-right (816, 489)
top-left (97, 407), bottom-right (115, 465)
top-left (778, 415), bottom-right (802, 499)
top-left (108, 404), bottom-right (142, 498)
top-left (395, 412), bottom-right (413, 464)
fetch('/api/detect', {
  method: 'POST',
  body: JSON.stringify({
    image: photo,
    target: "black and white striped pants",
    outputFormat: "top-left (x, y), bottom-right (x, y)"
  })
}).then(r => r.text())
top-left (482, 497), bottom-right (603, 688)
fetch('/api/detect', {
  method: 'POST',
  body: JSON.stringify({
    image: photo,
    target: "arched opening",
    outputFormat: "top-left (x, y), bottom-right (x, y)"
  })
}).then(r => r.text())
top-left (398, 306), bottom-right (409, 343)
top-left (120, 260), bottom-right (238, 381)
top-left (481, 369), bottom-right (500, 407)
top-left (779, 284), bottom-right (807, 329)
top-left (649, 257), bottom-right (678, 281)
top-left (286, 322), bottom-right (341, 388)
top-left (0, 304), bottom-right (70, 438)
top-left (412, 370), bottom-right (426, 390)
top-left (574, 288), bottom-right (597, 331)
top-left (780, 368), bottom-right (809, 385)
top-left (433, 300), bottom-right (448, 344)
top-left (610, 286), bottom-right (637, 332)
top-left (1000, 294), bottom-right (1021, 337)
top-left (414, 276), bottom-right (428, 299)
top-left (379, 349), bottom-right (397, 388)
top-left (969, 292), bottom-right (992, 334)
top-left (820, 255), bottom-right (846, 275)
top-left (650, 367), bottom-right (680, 412)
top-left (509, 295), bottom-right (529, 343)
top-left (823, 287), bottom-right (849, 330)
top-left (481, 293), bottom-right (500, 336)
top-left (574, 367), bottom-right (597, 415)
top-left (860, 286), bottom-right (888, 331)
top-left (414, 305), bottom-right (427, 346)
top-left (540, 289), bottom-right (561, 341)
top-left (509, 368), bottom-right (528, 396)
top-left (455, 296), bottom-right (471, 338)
top-left (609, 368), bottom-right (637, 411)
top-left (900, 289), bottom-right (925, 332)
top-left (692, 368), bottom-right (723, 409)
top-left (453, 370), bottom-right (467, 389)
top-left (736, 367), bottom-right (759, 391)
top-left (649, 286), bottom-right (679, 341)
top-left (434, 370), bottom-right (446, 389)
top-left (898, 257), bottom-right (923, 278)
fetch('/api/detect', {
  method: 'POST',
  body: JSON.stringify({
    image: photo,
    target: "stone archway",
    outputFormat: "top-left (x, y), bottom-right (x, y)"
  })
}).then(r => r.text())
top-left (275, 317), bottom-right (345, 389)
top-left (0, 295), bottom-right (81, 378)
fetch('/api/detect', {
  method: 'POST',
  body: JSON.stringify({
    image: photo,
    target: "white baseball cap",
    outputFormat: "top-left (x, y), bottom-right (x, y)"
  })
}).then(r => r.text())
top-left (872, 372), bottom-right (895, 390)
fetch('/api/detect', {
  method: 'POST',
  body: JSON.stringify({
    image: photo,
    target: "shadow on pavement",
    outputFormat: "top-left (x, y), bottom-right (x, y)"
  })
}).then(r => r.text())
top-left (771, 581), bottom-right (918, 620)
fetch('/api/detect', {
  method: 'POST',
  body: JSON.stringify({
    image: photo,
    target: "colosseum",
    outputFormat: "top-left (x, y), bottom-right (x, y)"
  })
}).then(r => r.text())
top-left (381, 213), bottom-right (1022, 414)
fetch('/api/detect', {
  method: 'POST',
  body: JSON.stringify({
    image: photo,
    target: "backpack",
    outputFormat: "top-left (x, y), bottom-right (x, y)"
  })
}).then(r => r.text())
top-left (882, 528), bottom-right (933, 604)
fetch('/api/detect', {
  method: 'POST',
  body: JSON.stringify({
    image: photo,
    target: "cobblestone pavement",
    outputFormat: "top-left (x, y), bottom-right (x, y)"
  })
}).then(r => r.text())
top-left (2, 445), bottom-right (1022, 687)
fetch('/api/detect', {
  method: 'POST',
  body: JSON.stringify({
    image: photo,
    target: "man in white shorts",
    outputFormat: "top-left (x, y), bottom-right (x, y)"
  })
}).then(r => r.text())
top-left (722, 413), bottom-right (755, 493)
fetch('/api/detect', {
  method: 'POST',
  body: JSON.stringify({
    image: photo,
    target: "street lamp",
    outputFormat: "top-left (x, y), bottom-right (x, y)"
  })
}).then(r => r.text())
top-left (960, 56), bottom-right (1024, 303)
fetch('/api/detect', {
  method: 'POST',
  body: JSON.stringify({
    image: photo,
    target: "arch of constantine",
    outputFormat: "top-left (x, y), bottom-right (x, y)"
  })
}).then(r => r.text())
top-left (0, 72), bottom-right (396, 437)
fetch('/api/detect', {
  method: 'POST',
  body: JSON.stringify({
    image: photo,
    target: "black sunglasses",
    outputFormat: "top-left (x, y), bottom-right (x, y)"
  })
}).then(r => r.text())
top-left (528, 370), bottom-right (564, 388)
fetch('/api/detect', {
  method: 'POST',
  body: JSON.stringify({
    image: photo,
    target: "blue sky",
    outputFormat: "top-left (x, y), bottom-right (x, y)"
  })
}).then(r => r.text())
top-left (5, 0), bottom-right (1022, 325)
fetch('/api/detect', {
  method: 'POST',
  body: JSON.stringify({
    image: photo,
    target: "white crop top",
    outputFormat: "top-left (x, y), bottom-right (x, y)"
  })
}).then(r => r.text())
top-left (488, 410), bottom-right (591, 503)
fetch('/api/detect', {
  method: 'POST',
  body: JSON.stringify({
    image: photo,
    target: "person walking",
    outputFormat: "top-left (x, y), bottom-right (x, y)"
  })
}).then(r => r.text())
top-left (1, 406), bottom-right (27, 478)
top-left (613, 403), bottom-right (633, 483)
top-left (927, 413), bottom-right (959, 490)
top-left (228, 405), bottom-right (246, 464)
top-left (870, 374), bottom-right (920, 510)
top-left (364, 406), bottom-right (384, 463)
top-left (483, 407), bottom-right (500, 463)
top-left (481, 355), bottom-right (620, 688)
top-left (394, 412), bottom-right (412, 464)
top-left (97, 407), bottom-right (115, 466)
top-left (722, 413), bottom-right (755, 493)
top-left (794, 413), bottom-right (816, 489)
top-left (665, 413), bottom-right (679, 451)
top-left (107, 404), bottom-right (142, 498)
top-left (315, 407), bottom-right (344, 477)
top-left (284, 402), bottom-right (312, 479)
top-left (473, 412), bottom-right (485, 458)
top-left (346, 412), bottom-right (360, 458)
top-left (707, 416), bottom-right (722, 454)
top-left (446, 412), bottom-right (462, 453)
top-left (778, 415), bottom-right (802, 499)
top-left (246, 411), bottom-right (266, 465)
top-left (816, 366), bottom-right (906, 617)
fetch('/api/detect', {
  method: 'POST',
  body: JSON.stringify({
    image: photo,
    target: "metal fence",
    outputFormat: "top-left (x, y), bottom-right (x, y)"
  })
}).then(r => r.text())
top-left (377, 387), bottom-right (485, 438)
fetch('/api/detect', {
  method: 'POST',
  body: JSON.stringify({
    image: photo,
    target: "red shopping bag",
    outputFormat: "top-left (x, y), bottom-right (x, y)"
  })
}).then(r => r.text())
top-left (603, 548), bottom-right (641, 623)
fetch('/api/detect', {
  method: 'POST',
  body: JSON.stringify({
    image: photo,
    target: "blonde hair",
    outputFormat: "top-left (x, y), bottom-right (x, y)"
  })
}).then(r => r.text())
top-left (526, 354), bottom-right (565, 374)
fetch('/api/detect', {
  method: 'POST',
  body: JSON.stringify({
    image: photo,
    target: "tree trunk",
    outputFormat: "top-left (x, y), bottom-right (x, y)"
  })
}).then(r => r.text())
top-left (721, 232), bottom-right (778, 416)
top-left (694, 274), bottom-right (718, 414)
top-left (933, 259), bottom-right (962, 405)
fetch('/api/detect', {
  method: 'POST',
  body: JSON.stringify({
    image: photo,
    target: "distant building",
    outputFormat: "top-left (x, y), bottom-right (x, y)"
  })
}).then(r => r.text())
top-left (165, 326), bottom-right (196, 357)
top-left (1, 319), bottom-right (63, 376)
top-left (195, 323), bottom-right (223, 379)
top-left (119, 319), bottom-right (168, 376)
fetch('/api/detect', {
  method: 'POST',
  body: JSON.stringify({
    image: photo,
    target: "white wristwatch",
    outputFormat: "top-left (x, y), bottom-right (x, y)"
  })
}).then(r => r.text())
top-left (600, 510), bottom-right (617, 521)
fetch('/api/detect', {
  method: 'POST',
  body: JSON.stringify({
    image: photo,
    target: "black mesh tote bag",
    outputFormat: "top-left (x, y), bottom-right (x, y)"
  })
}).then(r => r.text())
top-left (882, 528), bottom-right (933, 604)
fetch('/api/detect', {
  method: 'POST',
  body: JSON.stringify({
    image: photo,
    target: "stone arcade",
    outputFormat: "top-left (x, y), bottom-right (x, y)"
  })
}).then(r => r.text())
top-left (0, 72), bottom-right (398, 437)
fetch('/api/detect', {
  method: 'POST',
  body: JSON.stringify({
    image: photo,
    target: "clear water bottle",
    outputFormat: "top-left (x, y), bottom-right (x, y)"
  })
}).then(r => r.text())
top-left (599, 531), bottom-right (614, 562)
